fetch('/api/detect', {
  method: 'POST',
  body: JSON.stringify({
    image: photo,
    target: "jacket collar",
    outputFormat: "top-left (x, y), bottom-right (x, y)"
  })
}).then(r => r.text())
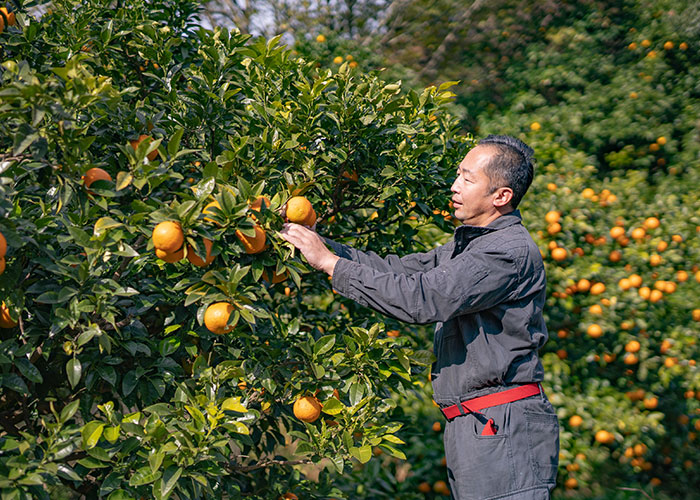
top-left (453, 209), bottom-right (522, 242)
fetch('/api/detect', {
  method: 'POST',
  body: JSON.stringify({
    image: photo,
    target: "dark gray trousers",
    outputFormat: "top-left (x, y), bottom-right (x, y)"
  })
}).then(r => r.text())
top-left (443, 389), bottom-right (559, 499)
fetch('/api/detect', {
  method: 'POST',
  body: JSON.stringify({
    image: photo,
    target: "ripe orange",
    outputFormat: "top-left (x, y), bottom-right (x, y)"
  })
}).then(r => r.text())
top-left (187, 239), bottom-right (215, 267)
top-left (608, 250), bottom-right (621, 262)
top-left (589, 304), bottom-right (603, 315)
top-left (569, 415), bottom-right (583, 427)
top-left (629, 274), bottom-right (642, 288)
top-left (204, 302), bottom-right (235, 334)
top-left (649, 289), bottom-right (663, 302)
top-left (418, 481), bottom-right (431, 493)
top-left (693, 309), bottom-right (700, 322)
top-left (649, 254), bottom-right (661, 266)
top-left (0, 231), bottom-right (6, 258)
top-left (342, 170), bottom-right (359, 182)
top-left (152, 221), bottom-right (184, 253)
top-left (0, 302), bottom-right (17, 328)
top-left (643, 397), bottom-right (658, 410)
top-left (316, 34), bottom-right (326, 43)
top-left (625, 340), bottom-right (641, 353)
top-left (590, 282), bottom-right (606, 295)
top-left (547, 222), bottom-right (561, 235)
top-left (595, 429), bottom-right (615, 445)
top-left (202, 200), bottom-right (222, 224)
top-left (286, 196), bottom-right (315, 225)
top-left (530, 122), bottom-right (541, 131)
top-left (577, 279), bottom-right (591, 292)
top-left (262, 268), bottom-right (288, 284)
top-left (623, 353), bottom-right (639, 365)
top-left (638, 286), bottom-right (651, 299)
top-left (656, 240), bottom-right (668, 252)
top-left (0, 257), bottom-right (4, 275)
top-left (545, 210), bottom-right (560, 224)
top-left (551, 247), bottom-right (567, 261)
top-left (587, 324), bottom-right (603, 338)
top-left (235, 225), bottom-right (266, 254)
top-left (663, 41), bottom-right (673, 50)
top-left (293, 395), bottom-right (322, 423)
top-left (249, 195), bottom-right (271, 212)
top-left (618, 278), bottom-right (631, 290)
top-left (82, 167), bottom-right (112, 191)
top-left (565, 478), bottom-right (578, 489)
top-left (333, 56), bottom-right (343, 64)
top-left (609, 226), bottom-right (625, 239)
top-left (130, 134), bottom-right (158, 161)
top-left (631, 227), bottom-right (646, 240)
top-left (677, 270), bottom-right (688, 282)
top-left (432, 421), bottom-right (442, 432)
top-left (387, 329), bottom-right (400, 337)
top-left (0, 7), bottom-right (16, 27)
top-left (280, 493), bottom-right (298, 500)
top-left (155, 247), bottom-right (184, 263)
top-left (433, 480), bottom-right (449, 495)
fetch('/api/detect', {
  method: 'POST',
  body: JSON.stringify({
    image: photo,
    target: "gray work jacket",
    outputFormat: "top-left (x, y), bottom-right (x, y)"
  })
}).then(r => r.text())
top-left (325, 209), bottom-right (548, 407)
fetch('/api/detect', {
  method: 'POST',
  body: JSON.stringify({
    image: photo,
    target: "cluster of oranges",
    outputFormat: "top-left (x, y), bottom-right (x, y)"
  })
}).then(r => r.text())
top-left (0, 7), bottom-right (16, 34)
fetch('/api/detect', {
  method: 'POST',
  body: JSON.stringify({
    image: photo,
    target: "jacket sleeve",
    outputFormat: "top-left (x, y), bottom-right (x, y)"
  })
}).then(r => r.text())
top-left (322, 236), bottom-right (447, 275)
top-left (331, 244), bottom-right (522, 324)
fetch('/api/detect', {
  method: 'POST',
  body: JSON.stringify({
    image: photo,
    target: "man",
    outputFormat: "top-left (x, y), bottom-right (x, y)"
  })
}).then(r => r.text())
top-left (279, 134), bottom-right (559, 499)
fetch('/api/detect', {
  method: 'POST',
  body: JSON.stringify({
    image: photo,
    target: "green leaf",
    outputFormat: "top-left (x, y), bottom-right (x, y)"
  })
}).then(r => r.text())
top-left (159, 466), bottom-right (183, 500)
top-left (94, 217), bottom-right (122, 237)
top-left (60, 400), bottom-right (80, 423)
top-left (221, 397), bottom-right (247, 413)
top-left (379, 443), bottom-right (406, 460)
top-left (321, 398), bottom-right (343, 416)
top-left (349, 445), bottom-right (372, 464)
top-left (104, 426), bottom-right (120, 444)
top-left (313, 334), bottom-right (336, 357)
top-left (349, 383), bottom-right (365, 406)
top-left (15, 358), bottom-right (42, 384)
top-left (77, 456), bottom-right (111, 468)
top-left (66, 358), bottom-right (82, 388)
top-left (1, 374), bottom-right (29, 394)
top-left (116, 172), bottom-right (133, 191)
top-left (129, 466), bottom-right (161, 487)
top-left (407, 349), bottom-right (436, 366)
top-left (81, 421), bottom-right (105, 449)
top-left (382, 434), bottom-right (405, 445)
top-left (167, 128), bottom-right (184, 157)
top-left (107, 490), bottom-right (135, 500)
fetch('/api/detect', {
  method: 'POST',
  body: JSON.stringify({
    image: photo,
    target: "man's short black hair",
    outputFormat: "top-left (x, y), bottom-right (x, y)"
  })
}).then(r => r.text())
top-left (477, 134), bottom-right (535, 209)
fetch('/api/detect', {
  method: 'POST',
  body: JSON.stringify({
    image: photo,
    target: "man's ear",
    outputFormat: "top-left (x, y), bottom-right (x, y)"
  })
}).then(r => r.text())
top-left (493, 187), bottom-right (514, 208)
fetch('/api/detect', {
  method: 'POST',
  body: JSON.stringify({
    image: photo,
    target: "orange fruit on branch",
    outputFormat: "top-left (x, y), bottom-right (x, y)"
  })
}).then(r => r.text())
top-left (82, 167), bottom-right (112, 191)
top-left (286, 196), bottom-right (316, 226)
top-left (0, 7), bottom-right (16, 27)
top-left (0, 231), bottom-right (6, 258)
top-left (293, 395), bottom-right (321, 423)
top-left (0, 257), bottom-right (5, 275)
top-left (235, 225), bottom-right (266, 254)
top-left (129, 134), bottom-right (158, 161)
top-left (262, 268), bottom-right (288, 284)
top-left (152, 221), bottom-right (184, 254)
top-left (187, 238), bottom-right (215, 267)
top-left (155, 247), bottom-right (184, 263)
top-left (0, 302), bottom-right (17, 328)
top-left (204, 302), bottom-right (235, 334)
top-left (249, 195), bottom-right (271, 212)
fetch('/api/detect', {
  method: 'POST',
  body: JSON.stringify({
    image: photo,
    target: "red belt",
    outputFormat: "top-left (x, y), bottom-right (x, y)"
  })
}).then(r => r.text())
top-left (440, 383), bottom-right (542, 435)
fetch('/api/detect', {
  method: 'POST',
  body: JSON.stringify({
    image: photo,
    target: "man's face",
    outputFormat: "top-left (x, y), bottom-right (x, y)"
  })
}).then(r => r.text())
top-left (450, 146), bottom-right (503, 227)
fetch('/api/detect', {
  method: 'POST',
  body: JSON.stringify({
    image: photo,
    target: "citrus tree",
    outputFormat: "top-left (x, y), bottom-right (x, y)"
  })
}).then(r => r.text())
top-left (0, 0), bottom-right (469, 498)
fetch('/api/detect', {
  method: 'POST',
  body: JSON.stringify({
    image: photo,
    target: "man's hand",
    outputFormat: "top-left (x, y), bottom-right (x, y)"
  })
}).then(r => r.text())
top-left (278, 223), bottom-right (340, 276)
